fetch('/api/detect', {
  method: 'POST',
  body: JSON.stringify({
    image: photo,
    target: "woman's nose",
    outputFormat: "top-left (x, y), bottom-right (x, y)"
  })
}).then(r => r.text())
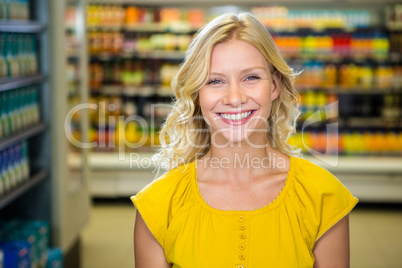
top-left (222, 83), bottom-right (247, 107)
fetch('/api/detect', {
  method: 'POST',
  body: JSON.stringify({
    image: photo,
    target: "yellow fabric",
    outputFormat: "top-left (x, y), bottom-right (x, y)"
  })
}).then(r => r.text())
top-left (131, 156), bottom-right (358, 268)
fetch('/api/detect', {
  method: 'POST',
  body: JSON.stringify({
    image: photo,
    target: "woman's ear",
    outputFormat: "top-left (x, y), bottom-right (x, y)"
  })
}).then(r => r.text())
top-left (271, 72), bottom-right (281, 101)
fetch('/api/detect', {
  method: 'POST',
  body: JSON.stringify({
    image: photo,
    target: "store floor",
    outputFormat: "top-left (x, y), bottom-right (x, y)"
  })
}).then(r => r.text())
top-left (81, 201), bottom-right (402, 268)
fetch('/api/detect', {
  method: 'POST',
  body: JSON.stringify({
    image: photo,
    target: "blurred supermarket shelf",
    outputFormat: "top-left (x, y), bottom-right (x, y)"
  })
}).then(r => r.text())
top-left (297, 87), bottom-right (400, 94)
top-left (297, 117), bottom-right (402, 129)
top-left (89, 52), bottom-right (398, 64)
top-left (123, 23), bottom-right (198, 33)
top-left (86, 25), bottom-right (123, 32)
top-left (0, 74), bottom-right (46, 92)
top-left (304, 155), bottom-right (402, 174)
top-left (0, 170), bottom-right (47, 210)
top-left (90, 85), bottom-right (174, 97)
top-left (284, 57), bottom-right (395, 65)
top-left (91, 51), bottom-right (186, 61)
top-left (68, 151), bottom-right (156, 171)
top-left (0, 123), bottom-right (46, 151)
top-left (0, 20), bottom-right (45, 33)
top-left (343, 117), bottom-right (402, 128)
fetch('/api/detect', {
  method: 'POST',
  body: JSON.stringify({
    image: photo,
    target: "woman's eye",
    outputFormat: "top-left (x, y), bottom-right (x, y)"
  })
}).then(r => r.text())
top-left (207, 79), bottom-right (222, 85)
top-left (246, 75), bottom-right (260, 81)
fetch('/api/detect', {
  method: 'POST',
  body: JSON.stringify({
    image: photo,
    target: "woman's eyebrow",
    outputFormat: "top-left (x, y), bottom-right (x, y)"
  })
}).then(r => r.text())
top-left (240, 66), bottom-right (267, 74)
top-left (209, 66), bottom-right (267, 77)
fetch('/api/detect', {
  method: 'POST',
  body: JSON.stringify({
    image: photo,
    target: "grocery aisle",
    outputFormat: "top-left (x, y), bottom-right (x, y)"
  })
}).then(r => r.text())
top-left (81, 202), bottom-right (402, 268)
top-left (81, 201), bottom-right (135, 268)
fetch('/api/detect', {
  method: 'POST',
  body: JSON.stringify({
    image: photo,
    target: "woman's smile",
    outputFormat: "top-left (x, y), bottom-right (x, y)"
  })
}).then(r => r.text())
top-left (216, 110), bottom-right (257, 125)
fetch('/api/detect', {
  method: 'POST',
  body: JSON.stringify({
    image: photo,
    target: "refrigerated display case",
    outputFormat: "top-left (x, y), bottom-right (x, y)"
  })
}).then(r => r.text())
top-left (69, 0), bottom-right (402, 202)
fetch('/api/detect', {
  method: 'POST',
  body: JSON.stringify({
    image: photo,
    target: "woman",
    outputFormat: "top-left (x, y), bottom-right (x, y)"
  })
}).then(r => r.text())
top-left (132, 13), bottom-right (358, 268)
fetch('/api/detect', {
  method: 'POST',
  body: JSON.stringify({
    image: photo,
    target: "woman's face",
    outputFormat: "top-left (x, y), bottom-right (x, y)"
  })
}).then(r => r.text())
top-left (198, 39), bottom-right (280, 146)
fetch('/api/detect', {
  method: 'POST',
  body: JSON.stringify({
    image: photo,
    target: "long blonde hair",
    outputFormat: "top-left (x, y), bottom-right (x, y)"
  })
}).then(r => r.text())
top-left (154, 13), bottom-right (301, 170)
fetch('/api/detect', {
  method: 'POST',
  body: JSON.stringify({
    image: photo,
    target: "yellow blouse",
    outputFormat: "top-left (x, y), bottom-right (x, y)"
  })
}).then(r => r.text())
top-left (131, 156), bottom-right (358, 268)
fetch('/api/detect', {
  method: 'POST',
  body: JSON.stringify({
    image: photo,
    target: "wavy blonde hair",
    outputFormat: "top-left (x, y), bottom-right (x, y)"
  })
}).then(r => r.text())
top-left (154, 13), bottom-right (301, 170)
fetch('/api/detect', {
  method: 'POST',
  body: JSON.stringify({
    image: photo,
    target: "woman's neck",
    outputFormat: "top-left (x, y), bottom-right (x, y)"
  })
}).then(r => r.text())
top-left (199, 138), bottom-right (289, 179)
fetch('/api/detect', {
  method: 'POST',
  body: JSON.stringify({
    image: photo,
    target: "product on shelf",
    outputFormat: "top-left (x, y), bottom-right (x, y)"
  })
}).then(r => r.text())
top-left (0, 141), bottom-right (29, 195)
top-left (45, 248), bottom-right (63, 268)
top-left (0, 240), bottom-right (30, 268)
top-left (386, 4), bottom-right (402, 31)
top-left (389, 32), bottom-right (402, 61)
top-left (0, 0), bottom-right (29, 21)
top-left (89, 60), bottom-right (179, 93)
top-left (65, 6), bottom-right (77, 31)
top-left (124, 7), bottom-right (205, 30)
top-left (273, 31), bottom-right (390, 61)
top-left (0, 219), bottom-right (49, 268)
top-left (88, 31), bottom-right (192, 57)
top-left (294, 62), bottom-right (400, 90)
top-left (86, 4), bottom-right (125, 29)
top-left (0, 87), bottom-right (40, 138)
top-left (88, 31), bottom-right (124, 56)
top-left (0, 34), bottom-right (38, 78)
top-left (252, 7), bottom-right (371, 30)
top-left (288, 130), bottom-right (402, 156)
top-left (78, 94), bottom-right (173, 152)
top-left (298, 91), bottom-right (338, 121)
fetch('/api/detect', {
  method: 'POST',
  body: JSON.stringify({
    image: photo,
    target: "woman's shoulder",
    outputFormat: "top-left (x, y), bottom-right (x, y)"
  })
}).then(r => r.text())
top-left (132, 160), bottom-right (195, 202)
top-left (291, 156), bottom-right (344, 192)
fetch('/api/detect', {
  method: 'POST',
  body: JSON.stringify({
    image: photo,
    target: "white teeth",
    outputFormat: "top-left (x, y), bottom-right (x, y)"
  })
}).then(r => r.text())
top-left (220, 111), bottom-right (253, 121)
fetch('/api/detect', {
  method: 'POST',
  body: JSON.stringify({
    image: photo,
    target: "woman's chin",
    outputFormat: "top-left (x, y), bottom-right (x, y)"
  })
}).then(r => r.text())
top-left (211, 132), bottom-right (250, 147)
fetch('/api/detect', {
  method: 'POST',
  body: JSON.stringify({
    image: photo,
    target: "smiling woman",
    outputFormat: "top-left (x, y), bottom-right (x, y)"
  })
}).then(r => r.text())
top-left (153, 12), bottom-right (301, 170)
top-left (131, 13), bottom-right (358, 268)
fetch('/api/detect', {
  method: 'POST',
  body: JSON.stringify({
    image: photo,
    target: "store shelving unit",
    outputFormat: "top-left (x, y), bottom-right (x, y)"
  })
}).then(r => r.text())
top-left (0, 3), bottom-right (52, 266)
top-left (0, 1), bottom-right (90, 267)
top-left (0, 1), bottom-right (49, 206)
top-left (78, 0), bottom-right (402, 202)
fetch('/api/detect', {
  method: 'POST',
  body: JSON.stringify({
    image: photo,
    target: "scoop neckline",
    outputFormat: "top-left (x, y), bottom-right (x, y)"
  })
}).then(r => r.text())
top-left (191, 155), bottom-right (295, 216)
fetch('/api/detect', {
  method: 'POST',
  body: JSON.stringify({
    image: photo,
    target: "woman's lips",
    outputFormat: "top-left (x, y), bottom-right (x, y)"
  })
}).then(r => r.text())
top-left (216, 110), bottom-right (257, 125)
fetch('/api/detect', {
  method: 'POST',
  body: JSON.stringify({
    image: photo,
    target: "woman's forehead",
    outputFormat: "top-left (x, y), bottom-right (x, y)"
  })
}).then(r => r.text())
top-left (209, 40), bottom-right (270, 72)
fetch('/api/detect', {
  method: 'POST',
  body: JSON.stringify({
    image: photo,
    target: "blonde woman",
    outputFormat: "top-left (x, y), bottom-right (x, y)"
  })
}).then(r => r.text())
top-left (132, 13), bottom-right (358, 268)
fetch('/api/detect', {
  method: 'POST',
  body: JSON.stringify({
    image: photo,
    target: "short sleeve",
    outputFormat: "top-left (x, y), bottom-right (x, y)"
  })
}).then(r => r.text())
top-left (294, 158), bottom-right (359, 246)
top-left (131, 189), bottom-right (168, 247)
top-left (130, 162), bottom-right (194, 248)
top-left (131, 182), bottom-right (169, 247)
top-left (315, 179), bottom-right (358, 241)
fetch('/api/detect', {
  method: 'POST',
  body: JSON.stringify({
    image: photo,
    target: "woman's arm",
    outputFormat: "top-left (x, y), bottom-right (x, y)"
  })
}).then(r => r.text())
top-left (134, 210), bottom-right (171, 268)
top-left (313, 215), bottom-right (350, 268)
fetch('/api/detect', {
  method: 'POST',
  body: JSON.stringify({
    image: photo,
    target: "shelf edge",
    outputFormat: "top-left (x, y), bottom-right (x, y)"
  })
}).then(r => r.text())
top-left (0, 74), bottom-right (46, 92)
top-left (0, 123), bottom-right (46, 151)
top-left (0, 170), bottom-right (47, 210)
top-left (0, 20), bottom-right (45, 33)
